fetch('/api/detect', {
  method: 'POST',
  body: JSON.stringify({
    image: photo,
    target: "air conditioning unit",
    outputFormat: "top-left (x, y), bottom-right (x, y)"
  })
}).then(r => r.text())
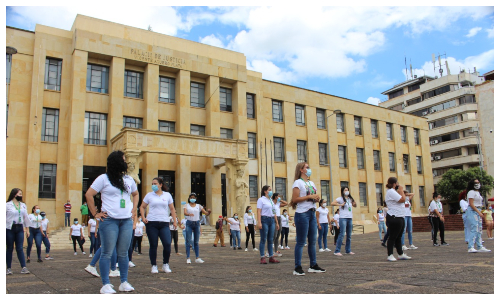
top-left (430, 156), bottom-right (434, 161)
top-left (430, 109), bottom-right (437, 113)
top-left (422, 111), bottom-right (428, 116)
top-left (402, 104), bottom-right (406, 109)
top-left (431, 140), bottom-right (439, 145)
top-left (434, 156), bottom-right (441, 160)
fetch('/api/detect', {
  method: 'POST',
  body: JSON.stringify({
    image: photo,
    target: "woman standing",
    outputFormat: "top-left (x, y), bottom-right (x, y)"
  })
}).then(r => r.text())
top-left (459, 190), bottom-right (470, 243)
top-left (169, 214), bottom-right (181, 255)
top-left (257, 185), bottom-right (280, 264)
top-left (85, 150), bottom-right (139, 294)
top-left (333, 209), bottom-right (340, 245)
top-left (280, 209), bottom-right (290, 250)
top-left (316, 199), bottom-right (332, 252)
top-left (272, 193), bottom-right (287, 257)
top-left (88, 215), bottom-right (99, 258)
top-left (140, 177), bottom-right (177, 273)
top-left (6, 188), bottom-right (31, 275)
top-left (290, 162), bottom-right (324, 275)
top-left (401, 191), bottom-right (418, 250)
top-left (429, 192), bottom-right (448, 247)
top-left (69, 218), bottom-right (85, 255)
top-left (334, 187), bottom-right (356, 256)
top-left (184, 192), bottom-right (211, 264)
top-left (482, 206), bottom-right (494, 239)
top-left (133, 216), bottom-right (145, 255)
top-left (375, 207), bottom-right (386, 241)
top-left (466, 179), bottom-right (491, 252)
top-left (40, 212), bottom-right (53, 260)
top-left (227, 213), bottom-right (242, 250)
top-left (27, 205), bottom-right (44, 263)
top-left (244, 206), bottom-right (257, 251)
top-left (384, 177), bottom-right (411, 261)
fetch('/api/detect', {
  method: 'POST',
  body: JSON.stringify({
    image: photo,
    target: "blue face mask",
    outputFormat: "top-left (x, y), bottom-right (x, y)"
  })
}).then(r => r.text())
top-left (74, 221), bottom-right (78, 224)
top-left (152, 185), bottom-right (159, 192)
top-left (268, 191), bottom-right (273, 198)
top-left (234, 216), bottom-right (238, 219)
top-left (277, 197), bottom-right (281, 202)
top-left (248, 209), bottom-right (252, 213)
top-left (306, 168), bottom-right (312, 177)
top-left (35, 209), bottom-right (40, 214)
top-left (189, 198), bottom-right (196, 203)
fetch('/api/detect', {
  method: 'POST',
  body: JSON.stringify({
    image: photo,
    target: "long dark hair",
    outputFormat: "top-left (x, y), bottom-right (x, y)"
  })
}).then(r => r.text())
top-left (432, 192), bottom-right (440, 199)
top-left (340, 187), bottom-right (354, 210)
top-left (261, 185), bottom-right (270, 197)
top-left (272, 193), bottom-right (280, 201)
top-left (153, 177), bottom-right (169, 192)
top-left (245, 205), bottom-right (251, 213)
top-left (386, 177), bottom-right (397, 189)
top-left (106, 151), bottom-right (128, 192)
top-left (466, 178), bottom-right (480, 195)
top-left (7, 188), bottom-right (21, 202)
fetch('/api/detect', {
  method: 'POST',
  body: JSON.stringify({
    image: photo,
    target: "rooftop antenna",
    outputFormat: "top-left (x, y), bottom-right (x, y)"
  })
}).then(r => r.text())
top-left (148, 25), bottom-right (153, 31)
top-left (405, 55), bottom-right (408, 81)
top-left (445, 60), bottom-right (451, 75)
top-left (410, 58), bottom-right (413, 79)
top-left (438, 54), bottom-right (443, 77)
top-left (432, 53), bottom-right (436, 77)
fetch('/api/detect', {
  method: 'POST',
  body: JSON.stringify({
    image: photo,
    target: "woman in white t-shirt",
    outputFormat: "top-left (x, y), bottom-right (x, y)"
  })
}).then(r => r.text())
top-left (69, 218), bottom-right (85, 255)
top-left (132, 217), bottom-right (145, 255)
top-left (466, 179), bottom-right (491, 252)
top-left (429, 192), bottom-right (448, 246)
top-left (183, 192), bottom-right (211, 264)
top-left (280, 209), bottom-right (290, 250)
top-left (257, 185), bottom-right (280, 264)
top-left (375, 207), bottom-right (386, 241)
top-left (290, 162), bottom-right (325, 276)
top-left (244, 206), bottom-right (258, 251)
top-left (401, 191), bottom-right (418, 250)
top-left (88, 215), bottom-right (99, 257)
top-left (140, 177), bottom-right (177, 273)
top-left (227, 213), bottom-right (242, 249)
top-left (316, 199), bottom-right (332, 252)
top-left (40, 212), bottom-right (52, 260)
top-left (85, 150), bottom-right (139, 294)
top-left (27, 205), bottom-right (45, 263)
top-left (169, 214), bottom-right (181, 256)
top-left (334, 187), bottom-right (357, 256)
top-left (384, 177), bottom-right (411, 262)
top-left (332, 209), bottom-right (340, 245)
top-left (6, 188), bottom-right (31, 275)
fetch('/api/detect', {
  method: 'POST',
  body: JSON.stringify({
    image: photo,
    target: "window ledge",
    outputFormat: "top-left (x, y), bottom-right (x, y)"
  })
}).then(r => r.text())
top-left (274, 161), bottom-right (286, 164)
top-left (84, 144), bottom-right (108, 147)
top-left (44, 89), bottom-right (61, 93)
top-left (38, 198), bottom-right (56, 201)
top-left (41, 141), bottom-right (58, 144)
top-left (190, 106), bottom-right (206, 110)
top-left (159, 101), bottom-right (175, 105)
top-left (296, 124), bottom-right (306, 127)
top-left (273, 121), bottom-right (284, 124)
top-left (317, 128), bottom-right (327, 131)
top-left (220, 110), bottom-right (234, 114)
top-left (247, 117), bottom-right (256, 120)
top-left (86, 91), bottom-right (109, 96)
top-left (124, 96), bottom-right (143, 101)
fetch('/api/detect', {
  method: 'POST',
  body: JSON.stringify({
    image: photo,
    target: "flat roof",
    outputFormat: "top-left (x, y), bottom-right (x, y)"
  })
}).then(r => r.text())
top-left (381, 76), bottom-right (435, 95)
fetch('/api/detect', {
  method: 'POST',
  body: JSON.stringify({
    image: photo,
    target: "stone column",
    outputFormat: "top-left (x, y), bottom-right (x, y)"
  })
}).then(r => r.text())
top-left (108, 57), bottom-right (125, 152)
top-left (232, 81), bottom-right (247, 140)
top-left (144, 64), bottom-right (159, 130)
top-left (176, 70), bottom-right (190, 134)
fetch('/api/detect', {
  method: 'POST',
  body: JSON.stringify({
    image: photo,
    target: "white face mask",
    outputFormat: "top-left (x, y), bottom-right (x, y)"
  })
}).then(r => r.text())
top-left (321, 203), bottom-right (326, 208)
top-left (344, 191), bottom-right (349, 196)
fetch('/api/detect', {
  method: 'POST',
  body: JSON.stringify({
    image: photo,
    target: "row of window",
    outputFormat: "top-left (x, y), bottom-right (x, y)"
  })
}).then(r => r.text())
top-left (411, 95), bottom-right (475, 118)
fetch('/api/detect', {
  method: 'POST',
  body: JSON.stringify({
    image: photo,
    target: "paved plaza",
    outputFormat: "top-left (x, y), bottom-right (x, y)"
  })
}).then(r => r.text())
top-left (6, 231), bottom-right (494, 294)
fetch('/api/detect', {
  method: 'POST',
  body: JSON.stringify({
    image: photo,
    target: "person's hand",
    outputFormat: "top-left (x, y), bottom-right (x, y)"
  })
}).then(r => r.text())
top-left (318, 224), bottom-right (322, 230)
top-left (479, 212), bottom-right (485, 219)
top-left (246, 227), bottom-right (249, 233)
top-left (440, 216), bottom-right (445, 222)
top-left (258, 223), bottom-right (262, 230)
top-left (337, 225), bottom-right (340, 229)
top-left (95, 232), bottom-right (98, 238)
top-left (172, 223), bottom-right (177, 230)
top-left (276, 222), bottom-right (279, 228)
top-left (207, 209), bottom-right (212, 214)
top-left (143, 217), bottom-right (149, 224)
top-left (26, 231), bottom-right (30, 238)
top-left (95, 211), bottom-right (108, 221)
top-left (131, 209), bottom-right (136, 221)
top-left (69, 236), bottom-right (71, 241)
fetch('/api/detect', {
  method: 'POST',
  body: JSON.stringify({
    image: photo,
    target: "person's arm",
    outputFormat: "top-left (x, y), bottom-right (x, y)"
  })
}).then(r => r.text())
top-left (131, 190), bottom-right (139, 220)
top-left (69, 226), bottom-right (72, 241)
top-left (39, 222), bottom-right (45, 237)
top-left (46, 222), bottom-right (50, 236)
top-left (169, 203), bottom-right (177, 229)
top-left (316, 210), bottom-right (321, 230)
top-left (395, 186), bottom-right (406, 203)
top-left (469, 198), bottom-right (484, 218)
top-left (139, 201), bottom-right (149, 223)
top-left (86, 187), bottom-right (107, 220)
top-left (327, 211), bottom-right (332, 229)
top-left (408, 193), bottom-right (415, 201)
top-left (80, 227), bottom-right (84, 238)
top-left (200, 206), bottom-right (211, 216)
top-left (88, 222), bottom-right (91, 238)
top-left (351, 198), bottom-right (357, 208)
top-left (95, 220), bottom-right (99, 237)
top-left (291, 187), bottom-right (320, 205)
top-left (274, 215), bottom-right (279, 228)
top-left (257, 208), bottom-right (262, 230)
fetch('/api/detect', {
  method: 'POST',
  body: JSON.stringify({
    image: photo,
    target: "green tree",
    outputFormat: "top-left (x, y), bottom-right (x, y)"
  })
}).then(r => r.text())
top-left (436, 167), bottom-right (494, 204)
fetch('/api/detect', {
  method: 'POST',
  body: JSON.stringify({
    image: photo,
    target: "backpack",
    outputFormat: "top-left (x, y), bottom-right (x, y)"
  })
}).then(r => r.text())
top-left (216, 221), bottom-right (220, 230)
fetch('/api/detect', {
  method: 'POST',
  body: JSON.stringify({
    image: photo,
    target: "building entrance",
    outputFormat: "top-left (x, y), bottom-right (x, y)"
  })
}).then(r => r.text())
top-left (158, 170), bottom-right (175, 207)
top-left (191, 172), bottom-right (206, 207)
top-left (82, 166), bottom-right (106, 217)
top-left (221, 173), bottom-right (227, 217)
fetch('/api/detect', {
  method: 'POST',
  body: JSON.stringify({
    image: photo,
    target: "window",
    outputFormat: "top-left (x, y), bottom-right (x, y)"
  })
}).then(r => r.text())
top-left (401, 126), bottom-right (407, 143)
top-left (416, 156), bottom-right (422, 174)
top-left (390, 104), bottom-right (404, 111)
top-left (123, 117), bottom-right (143, 129)
top-left (407, 97), bottom-right (422, 106)
top-left (356, 148), bottom-right (365, 169)
top-left (433, 149), bottom-right (462, 160)
top-left (336, 113), bottom-right (344, 132)
top-left (408, 83), bottom-right (420, 92)
top-left (354, 116), bottom-right (362, 135)
top-left (44, 58), bottom-right (62, 91)
top-left (414, 129), bottom-right (420, 145)
top-left (7, 54), bottom-right (12, 84)
top-left (433, 166), bottom-right (463, 177)
top-left (124, 70), bottom-right (143, 98)
top-left (297, 140), bottom-right (307, 163)
top-left (159, 77), bottom-right (175, 103)
top-left (388, 89), bottom-right (404, 99)
top-left (246, 94), bottom-right (255, 118)
top-left (389, 152), bottom-right (395, 172)
top-left (317, 109), bottom-right (326, 129)
top-left (359, 183), bottom-right (367, 206)
top-left (220, 87), bottom-right (232, 112)
top-left (373, 150), bottom-right (381, 171)
top-left (272, 100), bottom-right (283, 122)
top-left (159, 121), bottom-right (175, 133)
top-left (319, 143), bottom-right (328, 165)
top-left (248, 133), bottom-right (256, 158)
top-left (422, 84), bottom-right (457, 100)
top-left (468, 146), bottom-right (479, 155)
top-left (386, 123), bottom-right (393, 140)
top-left (429, 116), bottom-right (459, 130)
top-left (340, 181), bottom-right (349, 190)
top-left (403, 154), bottom-right (409, 173)
top-left (371, 120), bottom-right (378, 138)
top-left (275, 178), bottom-right (287, 200)
top-left (190, 125), bottom-right (205, 136)
top-left (295, 105), bottom-right (305, 126)
top-left (84, 112), bottom-right (107, 145)
top-left (86, 64), bottom-right (109, 94)
top-left (249, 175), bottom-right (258, 198)
top-left (376, 184), bottom-right (383, 206)
top-left (41, 108), bottom-right (59, 142)
top-left (39, 164), bottom-right (57, 198)
top-left (321, 180), bottom-right (331, 205)
top-left (274, 137), bottom-right (285, 162)
top-left (220, 128), bottom-right (233, 139)
top-left (459, 95), bottom-right (476, 105)
top-left (190, 82), bottom-right (205, 108)
top-left (429, 99), bottom-right (457, 113)
top-left (405, 185), bottom-right (412, 193)
top-left (431, 132), bottom-right (460, 144)
top-left (419, 186), bottom-right (425, 207)
top-left (338, 145), bottom-right (347, 168)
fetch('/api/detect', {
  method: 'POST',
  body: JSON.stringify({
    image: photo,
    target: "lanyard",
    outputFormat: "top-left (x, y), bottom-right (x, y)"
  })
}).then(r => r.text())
top-left (120, 189), bottom-right (126, 208)
top-left (301, 178), bottom-right (315, 195)
top-left (268, 198), bottom-right (276, 215)
top-left (13, 202), bottom-right (21, 223)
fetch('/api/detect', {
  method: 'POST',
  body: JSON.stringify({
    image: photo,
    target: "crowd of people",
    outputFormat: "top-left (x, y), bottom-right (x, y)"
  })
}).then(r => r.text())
top-left (6, 151), bottom-right (494, 292)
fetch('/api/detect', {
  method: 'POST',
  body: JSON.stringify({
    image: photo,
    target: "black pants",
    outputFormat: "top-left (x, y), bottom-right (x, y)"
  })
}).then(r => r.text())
top-left (431, 217), bottom-right (445, 244)
top-left (386, 214), bottom-right (405, 256)
top-left (170, 230), bottom-right (179, 253)
top-left (145, 221), bottom-right (171, 265)
top-left (428, 216), bottom-right (434, 239)
top-left (245, 224), bottom-right (255, 248)
top-left (133, 236), bottom-right (143, 254)
top-left (334, 226), bottom-right (340, 244)
top-left (72, 235), bottom-right (84, 253)
top-left (280, 227), bottom-right (289, 247)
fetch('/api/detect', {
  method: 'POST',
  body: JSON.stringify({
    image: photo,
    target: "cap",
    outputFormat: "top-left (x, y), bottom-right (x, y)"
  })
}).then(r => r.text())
top-left (219, 215), bottom-right (223, 218)
top-left (40, 211), bottom-right (46, 217)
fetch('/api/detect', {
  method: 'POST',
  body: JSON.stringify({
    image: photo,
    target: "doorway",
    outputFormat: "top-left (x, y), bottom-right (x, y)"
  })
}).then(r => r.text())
top-left (221, 173), bottom-right (227, 217)
top-left (158, 170), bottom-right (175, 207)
top-left (191, 172), bottom-right (206, 207)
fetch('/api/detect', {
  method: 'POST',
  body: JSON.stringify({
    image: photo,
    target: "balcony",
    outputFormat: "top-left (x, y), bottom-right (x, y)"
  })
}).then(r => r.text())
top-left (425, 103), bottom-right (477, 122)
top-left (405, 88), bottom-right (475, 113)
top-left (429, 136), bottom-right (477, 153)
top-left (429, 120), bottom-right (479, 138)
top-left (431, 154), bottom-right (479, 169)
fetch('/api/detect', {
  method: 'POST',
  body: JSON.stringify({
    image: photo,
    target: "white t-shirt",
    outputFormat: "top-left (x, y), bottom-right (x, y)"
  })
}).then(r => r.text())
top-left (28, 214), bottom-right (43, 229)
top-left (134, 221), bottom-right (145, 236)
top-left (467, 190), bottom-right (483, 207)
top-left (90, 174), bottom-right (137, 219)
top-left (274, 201), bottom-right (282, 217)
top-left (227, 218), bottom-right (241, 231)
top-left (404, 197), bottom-right (412, 217)
top-left (385, 189), bottom-right (405, 218)
top-left (429, 201), bottom-right (439, 215)
top-left (378, 213), bottom-right (385, 222)
top-left (88, 219), bottom-right (97, 233)
top-left (143, 191), bottom-right (173, 222)
top-left (437, 201), bottom-right (443, 213)
top-left (257, 196), bottom-right (275, 217)
top-left (336, 197), bottom-right (353, 219)
top-left (41, 218), bottom-right (49, 231)
top-left (292, 179), bottom-right (318, 213)
top-left (333, 213), bottom-right (340, 224)
top-left (71, 224), bottom-right (82, 236)
top-left (281, 215), bottom-right (290, 227)
top-left (169, 216), bottom-right (178, 230)
top-left (6, 201), bottom-right (31, 230)
top-left (316, 206), bottom-right (329, 223)
top-left (244, 213), bottom-right (256, 226)
top-left (460, 199), bottom-right (469, 212)
top-left (184, 204), bottom-right (202, 221)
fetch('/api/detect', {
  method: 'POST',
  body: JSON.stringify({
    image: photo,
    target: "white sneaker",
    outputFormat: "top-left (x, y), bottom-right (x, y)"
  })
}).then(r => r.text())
top-left (245, 248), bottom-right (248, 252)
top-left (318, 248), bottom-right (325, 252)
top-left (477, 247), bottom-right (491, 252)
top-left (387, 255), bottom-right (397, 262)
top-left (74, 252), bottom-right (77, 255)
top-left (151, 265), bottom-right (158, 273)
top-left (285, 246), bottom-right (290, 250)
top-left (162, 263), bottom-right (172, 273)
top-left (84, 265), bottom-right (100, 277)
top-left (325, 248), bottom-right (332, 252)
top-left (195, 258), bottom-right (204, 263)
top-left (305, 243), bottom-right (307, 246)
top-left (468, 248), bottom-right (478, 253)
top-left (109, 269), bottom-right (120, 277)
top-left (118, 281), bottom-right (135, 292)
top-left (265, 252), bottom-right (269, 258)
top-left (253, 248), bottom-right (258, 251)
top-left (186, 258), bottom-right (191, 264)
top-left (409, 245), bottom-right (418, 250)
top-left (274, 252), bottom-right (283, 257)
top-left (129, 261), bottom-right (136, 268)
top-left (82, 252), bottom-right (86, 255)
top-left (398, 253), bottom-right (412, 260)
top-left (89, 254), bottom-right (93, 258)
top-left (100, 284), bottom-right (116, 294)
top-left (402, 245), bottom-right (409, 251)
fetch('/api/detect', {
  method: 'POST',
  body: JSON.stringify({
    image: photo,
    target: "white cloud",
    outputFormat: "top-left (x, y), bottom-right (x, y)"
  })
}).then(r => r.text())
top-left (466, 27), bottom-right (482, 38)
top-left (199, 34), bottom-right (225, 48)
top-left (247, 59), bottom-right (296, 84)
top-left (366, 97), bottom-right (381, 106)
top-left (486, 28), bottom-right (494, 38)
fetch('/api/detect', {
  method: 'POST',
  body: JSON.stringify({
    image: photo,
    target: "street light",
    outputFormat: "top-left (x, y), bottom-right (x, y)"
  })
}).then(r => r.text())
top-left (326, 109), bottom-right (341, 206)
top-left (6, 46), bottom-right (18, 55)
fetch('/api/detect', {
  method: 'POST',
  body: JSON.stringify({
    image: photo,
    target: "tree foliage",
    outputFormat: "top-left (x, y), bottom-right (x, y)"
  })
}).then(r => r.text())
top-left (436, 167), bottom-right (494, 204)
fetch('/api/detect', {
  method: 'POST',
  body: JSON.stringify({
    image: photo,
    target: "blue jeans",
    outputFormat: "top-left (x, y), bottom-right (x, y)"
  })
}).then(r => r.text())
top-left (259, 216), bottom-right (275, 257)
top-left (318, 223), bottom-right (328, 249)
top-left (335, 218), bottom-right (352, 254)
top-left (231, 230), bottom-right (241, 248)
top-left (27, 227), bottom-right (43, 260)
top-left (6, 224), bottom-right (26, 268)
top-left (90, 246), bottom-right (117, 270)
top-left (401, 216), bottom-right (413, 245)
top-left (65, 212), bottom-right (71, 227)
top-left (42, 231), bottom-right (51, 254)
top-left (462, 213), bottom-right (470, 242)
top-left (89, 232), bottom-right (98, 254)
top-left (378, 222), bottom-right (386, 240)
top-left (185, 220), bottom-right (200, 258)
top-left (294, 209), bottom-right (317, 268)
top-left (128, 230), bottom-right (135, 262)
top-left (145, 221), bottom-right (171, 265)
top-left (98, 217), bottom-right (133, 285)
top-left (466, 209), bottom-right (483, 249)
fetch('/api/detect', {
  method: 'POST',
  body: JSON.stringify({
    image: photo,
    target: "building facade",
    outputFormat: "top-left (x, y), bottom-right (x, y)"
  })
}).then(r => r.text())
top-left (6, 15), bottom-right (433, 229)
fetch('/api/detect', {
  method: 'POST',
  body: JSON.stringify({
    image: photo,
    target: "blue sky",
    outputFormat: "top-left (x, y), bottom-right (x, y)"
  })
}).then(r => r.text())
top-left (6, 6), bottom-right (494, 105)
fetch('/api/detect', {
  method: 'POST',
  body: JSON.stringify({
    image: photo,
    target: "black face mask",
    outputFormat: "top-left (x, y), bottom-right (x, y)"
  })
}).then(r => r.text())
top-left (15, 196), bottom-right (23, 202)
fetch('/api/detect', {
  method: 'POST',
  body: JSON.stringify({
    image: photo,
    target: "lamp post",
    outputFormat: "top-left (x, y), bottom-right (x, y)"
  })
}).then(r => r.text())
top-left (326, 109), bottom-right (341, 205)
top-left (6, 46), bottom-right (18, 138)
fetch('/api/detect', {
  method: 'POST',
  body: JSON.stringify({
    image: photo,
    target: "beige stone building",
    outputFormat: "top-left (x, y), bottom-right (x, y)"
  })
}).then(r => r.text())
top-left (6, 15), bottom-right (433, 229)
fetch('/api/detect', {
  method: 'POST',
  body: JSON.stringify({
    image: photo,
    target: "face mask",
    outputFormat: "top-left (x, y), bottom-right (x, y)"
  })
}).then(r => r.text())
top-left (248, 209), bottom-right (252, 213)
top-left (306, 168), bottom-right (312, 177)
top-left (35, 209), bottom-right (40, 214)
top-left (474, 183), bottom-right (481, 190)
top-left (437, 198), bottom-right (441, 202)
top-left (268, 191), bottom-right (273, 198)
top-left (42, 216), bottom-right (46, 219)
top-left (378, 210), bottom-right (382, 213)
top-left (321, 203), bottom-right (326, 208)
top-left (234, 216), bottom-right (238, 219)
top-left (284, 212), bottom-right (287, 216)
top-left (488, 207), bottom-right (492, 210)
top-left (189, 198), bottom-right (196, 203)
top-left (15, 196), bottom-right (22, 201)
top-left (152, 185), bottom-right (159, 192)
top-left (344, 191), bottom-right (349, 196)
top-left (277, 197), bottom-right (281, 202)
top-left (74, 221), bottom-right (78, 224)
